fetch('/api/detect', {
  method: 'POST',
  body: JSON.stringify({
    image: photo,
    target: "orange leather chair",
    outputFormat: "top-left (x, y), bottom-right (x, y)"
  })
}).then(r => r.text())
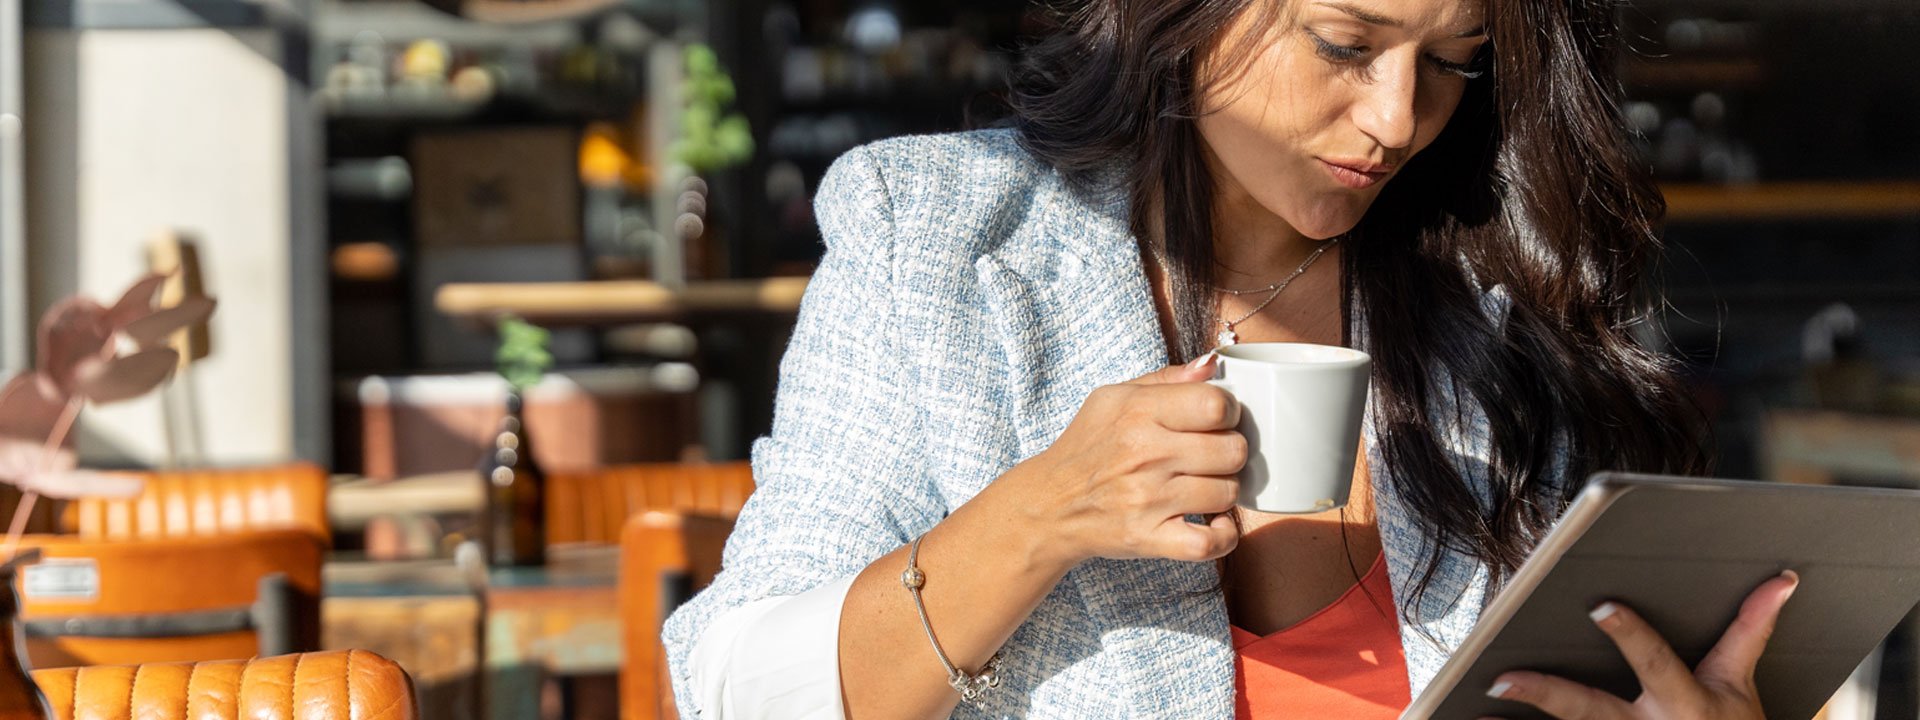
top-left (58, 463), bottom-right (330, 543)
top-left (31, 650), bottom-right (416, 719)
top-left (12, 529), bottom-right (323, 668)
top-left (618, 511), bottom-right (731, 720)
top-left (548, 461), bottom-right (753, 545)
top-left (0, 487), bottom-right (62, 536)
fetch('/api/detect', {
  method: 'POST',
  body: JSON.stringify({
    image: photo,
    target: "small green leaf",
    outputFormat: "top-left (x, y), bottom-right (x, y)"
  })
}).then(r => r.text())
top-left (495, 315), bottom-right (553, 393)
top-left (716, 115), bottom-right (754, 160)
top-left (685, 45), bottom-right (718, 75)
top-left (673, 43), bottom-right (753, 173)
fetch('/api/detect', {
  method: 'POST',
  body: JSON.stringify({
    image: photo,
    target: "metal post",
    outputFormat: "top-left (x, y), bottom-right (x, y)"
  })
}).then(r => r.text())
top-left (0, 0), bottom-right (26, 374)
top-left (251, 572), bottom-right (295, 657)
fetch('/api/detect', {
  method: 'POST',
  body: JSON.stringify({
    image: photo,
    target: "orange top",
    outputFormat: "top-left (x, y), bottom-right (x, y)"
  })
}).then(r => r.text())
top-left (1231, 553), bottom-right (1411, 719)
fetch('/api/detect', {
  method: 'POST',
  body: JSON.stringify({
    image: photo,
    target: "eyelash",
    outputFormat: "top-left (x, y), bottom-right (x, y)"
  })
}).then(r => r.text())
top-left (1308, 33), bottom-right (1486, 80)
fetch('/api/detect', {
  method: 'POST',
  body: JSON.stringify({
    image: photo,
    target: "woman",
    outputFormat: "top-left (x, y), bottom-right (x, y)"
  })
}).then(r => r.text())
top-left (663, 0), bottom-right (1799, 717)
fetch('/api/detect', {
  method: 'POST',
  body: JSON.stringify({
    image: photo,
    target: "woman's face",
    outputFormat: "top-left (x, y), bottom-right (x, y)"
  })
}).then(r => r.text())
top-left (1196, 0), bottom-right (1489, 239)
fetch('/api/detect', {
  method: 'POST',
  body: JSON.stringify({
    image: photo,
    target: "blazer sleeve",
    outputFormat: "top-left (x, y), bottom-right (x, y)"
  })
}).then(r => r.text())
top-left (661, 144), bottom-right (943, 716)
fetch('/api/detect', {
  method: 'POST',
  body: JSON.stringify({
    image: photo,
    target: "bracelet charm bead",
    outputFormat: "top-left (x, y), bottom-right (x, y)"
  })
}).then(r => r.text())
top-left (902, 534), bottom-right (1003, 705)
top-left (948, 653), bottom-right (1003, 703)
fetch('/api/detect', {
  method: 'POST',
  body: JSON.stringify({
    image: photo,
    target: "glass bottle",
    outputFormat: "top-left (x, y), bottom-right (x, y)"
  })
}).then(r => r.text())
top-left (479, 392), bottom-right (547, 567)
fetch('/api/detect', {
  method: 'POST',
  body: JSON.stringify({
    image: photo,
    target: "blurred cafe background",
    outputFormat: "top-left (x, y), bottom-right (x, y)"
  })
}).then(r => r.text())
top-left (0, 0), bottom-right (1915, 718)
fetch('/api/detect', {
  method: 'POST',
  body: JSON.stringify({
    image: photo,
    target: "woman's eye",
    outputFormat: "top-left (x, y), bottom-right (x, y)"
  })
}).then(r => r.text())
top-left (1308, 33), bottom-right (1367, 62)
top-left (1426, 54), bottom-right (1485, 79)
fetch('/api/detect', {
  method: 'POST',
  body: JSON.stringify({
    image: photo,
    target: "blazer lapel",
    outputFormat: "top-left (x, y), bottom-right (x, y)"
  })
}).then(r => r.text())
top-left (973, 176), bottom-right (1161, 454)
top-left (974, 172), bottom-right (1236, 716)
top-left (1352, 309), bottom-right (1492, 698)
top-left (1372, 417), bottom-right (1491, 698)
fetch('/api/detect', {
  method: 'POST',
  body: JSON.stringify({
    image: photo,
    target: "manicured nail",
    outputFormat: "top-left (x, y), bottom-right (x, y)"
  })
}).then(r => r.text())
top-left (1486, 681), bottom-right (1513, 699)
top-left (1782, 569), bottom-right (1800, 601)
top-left (1185, 352), bottom-right (1215, 371)
top-left (1589, 602), bottom-right (1620, 628)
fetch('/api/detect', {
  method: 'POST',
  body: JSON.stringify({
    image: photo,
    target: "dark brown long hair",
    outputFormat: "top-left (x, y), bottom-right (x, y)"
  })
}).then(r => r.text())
top-left (1007, 0), bottom-right (1710, 614)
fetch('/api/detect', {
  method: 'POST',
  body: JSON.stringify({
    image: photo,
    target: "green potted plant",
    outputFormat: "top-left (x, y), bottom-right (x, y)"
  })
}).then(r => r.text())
top-left (670, 43), bottom-right (754, 280)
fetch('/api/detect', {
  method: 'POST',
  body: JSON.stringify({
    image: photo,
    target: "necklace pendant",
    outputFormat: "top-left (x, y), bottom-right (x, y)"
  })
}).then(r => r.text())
top-left (1216, 326), bottom-right (1238, 347)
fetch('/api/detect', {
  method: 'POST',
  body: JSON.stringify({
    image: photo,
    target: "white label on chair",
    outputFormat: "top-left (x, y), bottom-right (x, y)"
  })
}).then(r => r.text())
top-left (22, 559), bottom-right (99, 601)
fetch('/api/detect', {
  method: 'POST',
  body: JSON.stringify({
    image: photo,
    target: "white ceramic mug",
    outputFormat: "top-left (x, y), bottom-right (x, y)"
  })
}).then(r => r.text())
top-left (1206, 342), bottom-right (1371, 514)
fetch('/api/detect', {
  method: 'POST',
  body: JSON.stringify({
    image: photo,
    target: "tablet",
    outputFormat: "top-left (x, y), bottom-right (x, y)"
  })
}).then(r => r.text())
top-left (1403, 472), bottom-right (1920, 720)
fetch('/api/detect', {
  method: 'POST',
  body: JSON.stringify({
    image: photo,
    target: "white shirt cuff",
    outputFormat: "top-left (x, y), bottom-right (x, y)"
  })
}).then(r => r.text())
top-left (687, 574), bottom-right (857, 719)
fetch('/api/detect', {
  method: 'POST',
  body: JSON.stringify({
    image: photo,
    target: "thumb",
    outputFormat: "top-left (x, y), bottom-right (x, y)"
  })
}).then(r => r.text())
top-left (1130, 352), bottom-right (1216, 385)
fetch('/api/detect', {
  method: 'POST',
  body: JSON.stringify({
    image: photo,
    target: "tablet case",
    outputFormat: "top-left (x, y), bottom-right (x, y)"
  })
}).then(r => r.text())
top-left (1406, 473), bottom-right (1920, 719)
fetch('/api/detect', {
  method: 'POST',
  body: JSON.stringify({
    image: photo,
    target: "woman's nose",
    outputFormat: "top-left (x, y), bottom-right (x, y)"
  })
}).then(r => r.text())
top-left (1351, 54), bottom-right (1420, 151)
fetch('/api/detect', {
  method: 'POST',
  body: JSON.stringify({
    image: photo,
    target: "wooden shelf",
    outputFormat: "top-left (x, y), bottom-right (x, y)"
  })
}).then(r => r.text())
top-left (434, 277), bottom-right (810, 326)
top-left (1661, 181), bottom-right (1920, 222)
top-left (317, 0), bottom-right (688, 44)
top-left (1622, 58), bottom-right (1765, 91)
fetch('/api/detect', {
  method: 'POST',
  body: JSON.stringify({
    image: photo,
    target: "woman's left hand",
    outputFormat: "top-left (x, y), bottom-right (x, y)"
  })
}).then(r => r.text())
top-left (1483, 570), bottom-right (1800, 720)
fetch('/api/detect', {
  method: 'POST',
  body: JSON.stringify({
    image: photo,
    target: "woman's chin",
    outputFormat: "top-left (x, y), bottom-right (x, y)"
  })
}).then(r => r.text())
top-left (1298, 191), bottom-right (1388, 238)
top-left (1289, 209), bottom-right (1366, 240)
top-left (1299, 225), bottom-right (1353, 241)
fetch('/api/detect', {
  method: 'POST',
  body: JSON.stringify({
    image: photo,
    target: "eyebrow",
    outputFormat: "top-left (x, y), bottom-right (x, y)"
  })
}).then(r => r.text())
top-left (1314, 2), bottom-right (1487, 38)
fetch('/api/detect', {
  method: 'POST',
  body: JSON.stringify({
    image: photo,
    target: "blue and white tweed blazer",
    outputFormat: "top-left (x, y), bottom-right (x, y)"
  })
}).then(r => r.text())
top-left (664, 128), bottom-right (1542, 718)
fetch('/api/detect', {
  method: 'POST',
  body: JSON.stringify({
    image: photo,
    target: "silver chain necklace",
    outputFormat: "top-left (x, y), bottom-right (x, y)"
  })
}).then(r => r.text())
top-left (1208, 237), bottom-right (1339, 347)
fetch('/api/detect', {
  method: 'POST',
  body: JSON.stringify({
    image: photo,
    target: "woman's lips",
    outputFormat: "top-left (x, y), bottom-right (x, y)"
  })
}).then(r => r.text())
top-left (1318, 159), bottom-right (1390, 190)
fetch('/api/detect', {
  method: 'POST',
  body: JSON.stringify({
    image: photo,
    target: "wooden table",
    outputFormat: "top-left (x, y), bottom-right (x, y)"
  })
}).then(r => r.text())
top-left (432, 277), bottom-right (808, 458)
top-left (328, 472), bottom-right (483, 531)
top-left (324, 544), bottom-right (622, 720)
top-left (1761, 409), bottom-right (1920, 488)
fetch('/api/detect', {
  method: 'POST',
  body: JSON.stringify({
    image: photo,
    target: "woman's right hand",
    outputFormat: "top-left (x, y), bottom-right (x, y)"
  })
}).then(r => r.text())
top-left (1005, 354), bottom-right (1247, 570)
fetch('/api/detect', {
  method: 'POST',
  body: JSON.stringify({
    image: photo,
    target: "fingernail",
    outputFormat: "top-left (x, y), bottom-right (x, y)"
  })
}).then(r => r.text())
top-left (1185, 352), bottom-right (1215, 371)
top-left (1486, 681), bottom-right (1513, 699)
top-left (1782, 569), bottom-right (1800, 601)
top-left (1589, 602), bottom-right (1620, 628)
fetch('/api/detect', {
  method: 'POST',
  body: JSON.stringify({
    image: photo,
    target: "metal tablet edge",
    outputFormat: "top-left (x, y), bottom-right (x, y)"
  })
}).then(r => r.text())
top-left (1399, 471), bottom-right (1920, 719)
top-left (1398, 473), bottom-right (1635, 719)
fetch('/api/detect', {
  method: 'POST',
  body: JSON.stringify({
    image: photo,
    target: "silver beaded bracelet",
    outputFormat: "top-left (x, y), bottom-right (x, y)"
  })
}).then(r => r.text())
top-left (901, 533), bottom-right (1004, 704)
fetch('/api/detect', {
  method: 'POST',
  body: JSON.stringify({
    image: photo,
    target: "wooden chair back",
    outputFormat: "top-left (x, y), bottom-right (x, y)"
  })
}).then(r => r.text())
top-left (12, 529), bottom-right (323, 668)
top-left (548, 461), bottom-right (752, 545)
top-left (59, 462), bottom-right (330, 543)
top-left (617, 511), bottom-right (731, 720)
top-left (0, 486), bottom-right (61, 536)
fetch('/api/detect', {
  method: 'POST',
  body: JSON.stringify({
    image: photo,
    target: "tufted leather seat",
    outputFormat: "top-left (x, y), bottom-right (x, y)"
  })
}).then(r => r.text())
top-left (548, 462), bottom-right (753, 545)
top-left (31, 650), bottom-right (416, 719)
top-left (60, 463), bottom-right (330, 543)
